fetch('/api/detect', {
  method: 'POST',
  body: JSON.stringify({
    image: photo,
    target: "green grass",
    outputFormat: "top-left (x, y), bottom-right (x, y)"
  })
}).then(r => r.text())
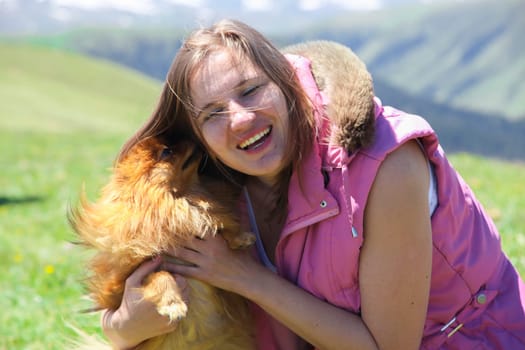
top-left (0, 131), bottom-right (121, 349)
top-left (0, 43), bottom-right (161, 349)
top-left (448, 153), bottom-right (525, 270)
top-left (0, 43), bottom-right (523, 349)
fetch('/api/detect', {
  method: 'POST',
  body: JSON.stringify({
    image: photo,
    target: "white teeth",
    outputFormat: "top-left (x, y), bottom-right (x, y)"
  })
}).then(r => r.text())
top-left (239, 127), bottom-right (271, 149)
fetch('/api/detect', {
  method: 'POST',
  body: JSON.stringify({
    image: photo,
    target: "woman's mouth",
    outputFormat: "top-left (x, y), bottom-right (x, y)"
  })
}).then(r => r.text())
top-left (238, 126), bottom-right (272, 150)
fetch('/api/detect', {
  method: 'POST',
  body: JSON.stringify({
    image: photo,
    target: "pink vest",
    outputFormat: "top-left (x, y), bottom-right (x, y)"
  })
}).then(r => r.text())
top-left (252, 55), bottom-right (525, 349)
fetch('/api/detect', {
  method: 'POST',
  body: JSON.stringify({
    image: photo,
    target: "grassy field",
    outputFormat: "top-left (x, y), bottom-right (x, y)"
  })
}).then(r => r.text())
top-left (0, 43), bottom-right (161, 349)
top-left (0, 43), bottom-right (523, 349)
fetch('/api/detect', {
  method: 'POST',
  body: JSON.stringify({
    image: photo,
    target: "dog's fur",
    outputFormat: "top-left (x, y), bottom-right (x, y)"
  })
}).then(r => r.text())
top-left (69, 137), bottom-right (256, 350)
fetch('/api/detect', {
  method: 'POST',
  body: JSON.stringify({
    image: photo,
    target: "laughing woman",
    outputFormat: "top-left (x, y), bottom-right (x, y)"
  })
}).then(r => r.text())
top-left (101, 19), bottom-right (525, 350)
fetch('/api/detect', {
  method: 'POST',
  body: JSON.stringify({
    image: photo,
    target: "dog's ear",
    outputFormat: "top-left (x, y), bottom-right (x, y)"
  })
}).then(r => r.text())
top-left (282, 41), bottom-right (375, 153)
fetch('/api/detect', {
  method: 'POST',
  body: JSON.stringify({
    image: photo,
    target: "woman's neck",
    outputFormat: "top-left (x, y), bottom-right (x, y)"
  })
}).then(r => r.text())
top-left (245, 178), bottom-right (285, 264)
top-left (246, 177), bottom-right (277, 205)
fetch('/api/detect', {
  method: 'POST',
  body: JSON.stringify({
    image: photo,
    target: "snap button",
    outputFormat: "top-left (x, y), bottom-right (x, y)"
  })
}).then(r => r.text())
top-left (476, 293), bottom-right (487, 304)
top-left (320, 200), bottom-right (327, 208)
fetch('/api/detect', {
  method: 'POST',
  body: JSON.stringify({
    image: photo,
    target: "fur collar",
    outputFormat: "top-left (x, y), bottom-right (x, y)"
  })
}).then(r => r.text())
top-left (282, 41), bottom-right (375, 153)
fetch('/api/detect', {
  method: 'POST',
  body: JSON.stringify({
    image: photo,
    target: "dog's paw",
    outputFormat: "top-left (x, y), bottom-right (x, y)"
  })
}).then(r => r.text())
top-left (157, 299), bottom-right (188, 322)
top-left (143, 271), bottom-right (189, 322)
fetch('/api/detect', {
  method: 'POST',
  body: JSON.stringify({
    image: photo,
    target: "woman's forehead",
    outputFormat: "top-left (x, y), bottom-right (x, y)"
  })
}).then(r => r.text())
top-left (191, 50), bottom-right (262, 107)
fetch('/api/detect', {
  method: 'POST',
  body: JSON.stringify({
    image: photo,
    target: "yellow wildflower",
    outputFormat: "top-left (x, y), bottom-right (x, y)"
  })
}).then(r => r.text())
top-left (44, 265), bottom-right (55, 275)
top-left (13, 252), bottom-right (23, 263)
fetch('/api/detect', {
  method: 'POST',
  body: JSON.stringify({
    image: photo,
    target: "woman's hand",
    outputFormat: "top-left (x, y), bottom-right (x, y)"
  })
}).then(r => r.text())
top-left (163, 234), bottom-right (262, 296)
top-left (101, 257), bottom-right (189, 349)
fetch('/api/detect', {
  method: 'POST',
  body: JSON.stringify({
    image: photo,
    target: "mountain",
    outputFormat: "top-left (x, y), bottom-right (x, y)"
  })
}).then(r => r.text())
top-left (373, 79), bottom-right (525, 160)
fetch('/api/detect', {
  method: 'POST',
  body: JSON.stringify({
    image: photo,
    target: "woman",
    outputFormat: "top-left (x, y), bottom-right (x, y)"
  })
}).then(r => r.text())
top-left (102, 19), bottom-right (525, 349)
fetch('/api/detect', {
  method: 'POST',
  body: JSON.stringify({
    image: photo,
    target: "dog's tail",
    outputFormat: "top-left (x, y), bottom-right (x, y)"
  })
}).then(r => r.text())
top-left (64, 323), bottom-right (112, 350)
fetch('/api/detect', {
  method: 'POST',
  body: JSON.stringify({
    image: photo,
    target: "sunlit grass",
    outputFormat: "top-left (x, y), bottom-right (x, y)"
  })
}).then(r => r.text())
top-left (0, 43), bottom-right (161, 349)
top-left (0, 131), bottom-right (120, 349)
top-left (449, 153), bottom-right (525, 273)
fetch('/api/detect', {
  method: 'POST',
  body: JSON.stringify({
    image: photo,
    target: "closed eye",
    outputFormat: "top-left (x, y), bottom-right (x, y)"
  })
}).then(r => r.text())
top-left (205, 106), bottom-right (226, 121)
top-left (242, 84), bottom-right (260, 97)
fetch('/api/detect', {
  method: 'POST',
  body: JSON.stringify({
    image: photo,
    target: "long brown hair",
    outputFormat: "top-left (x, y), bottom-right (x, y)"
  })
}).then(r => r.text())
top-left (118, 19), bottom-right (316, 218)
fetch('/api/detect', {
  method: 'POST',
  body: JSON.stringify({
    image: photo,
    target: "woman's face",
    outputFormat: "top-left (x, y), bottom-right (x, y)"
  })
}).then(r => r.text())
top-left (190, 49), bottom-right (289, 186)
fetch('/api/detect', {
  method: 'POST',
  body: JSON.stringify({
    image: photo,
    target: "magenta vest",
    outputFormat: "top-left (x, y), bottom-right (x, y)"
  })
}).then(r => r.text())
top-left (252, 55), bottom-right (525, 349)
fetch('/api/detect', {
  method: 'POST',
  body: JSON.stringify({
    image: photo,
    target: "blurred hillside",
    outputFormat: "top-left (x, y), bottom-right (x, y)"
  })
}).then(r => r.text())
top-left (0, 42), bottom-right (160, 134)
top-left (1, 0), bottom-right (524, 160)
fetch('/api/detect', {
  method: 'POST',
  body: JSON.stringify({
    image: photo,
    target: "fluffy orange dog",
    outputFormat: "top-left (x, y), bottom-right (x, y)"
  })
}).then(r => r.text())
top-left (69, 136), bottom-right (256, 350)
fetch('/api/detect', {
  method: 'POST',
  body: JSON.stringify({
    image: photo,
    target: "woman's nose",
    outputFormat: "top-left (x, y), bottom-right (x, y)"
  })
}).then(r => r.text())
top-left (229, 101), bottom-right (255, 131)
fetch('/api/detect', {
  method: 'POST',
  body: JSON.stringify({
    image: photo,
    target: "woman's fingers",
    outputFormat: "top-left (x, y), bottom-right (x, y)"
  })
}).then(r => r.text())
top-left (125, 256), bottom-right (163, 288)
top-left (160, 233), bottom-right (258, 294)
top-left (164, 234), bottom-right (224, 263)
top-left (103, 256), bottom-right (183, 348)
